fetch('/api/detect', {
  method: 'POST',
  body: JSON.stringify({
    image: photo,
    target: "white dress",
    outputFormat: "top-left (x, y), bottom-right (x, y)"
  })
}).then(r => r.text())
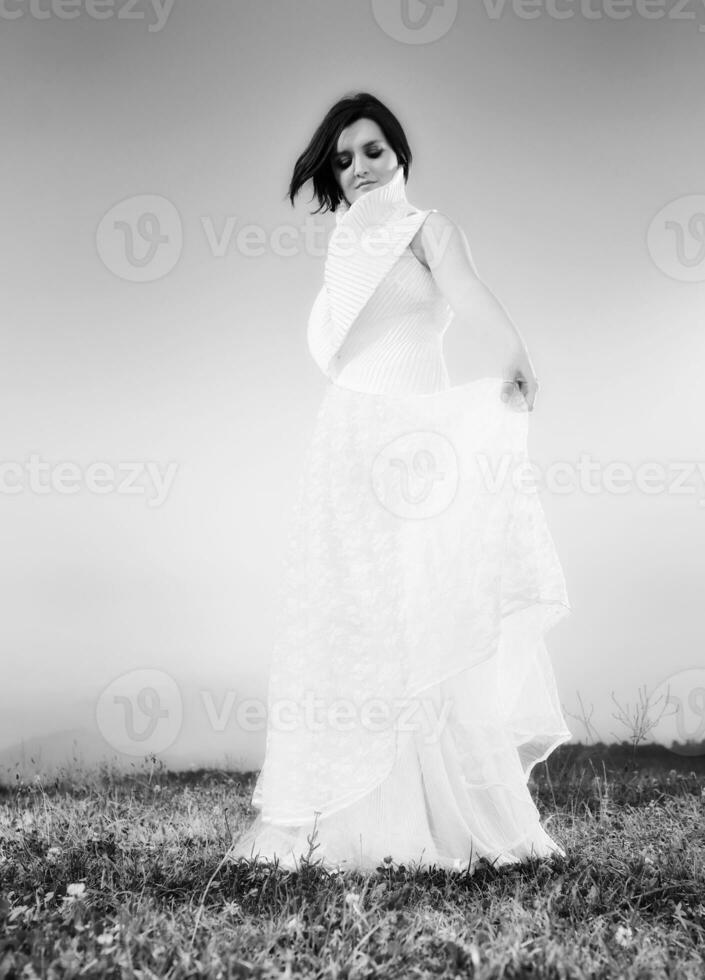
top-left (229, 166), bottom-right (572, 873)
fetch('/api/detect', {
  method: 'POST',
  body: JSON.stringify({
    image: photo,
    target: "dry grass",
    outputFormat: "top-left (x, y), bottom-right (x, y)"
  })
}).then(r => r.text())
top-left (1, 748), bottom-right (704, 979)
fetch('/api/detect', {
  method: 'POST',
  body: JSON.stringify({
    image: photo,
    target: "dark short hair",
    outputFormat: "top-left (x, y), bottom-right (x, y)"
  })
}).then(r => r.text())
top-left (287, 92), bottom-right (413, 215)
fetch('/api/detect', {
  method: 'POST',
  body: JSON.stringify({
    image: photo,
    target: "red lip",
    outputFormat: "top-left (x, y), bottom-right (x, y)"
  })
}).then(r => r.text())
top-left (356, 181), bottom-right (375, 189)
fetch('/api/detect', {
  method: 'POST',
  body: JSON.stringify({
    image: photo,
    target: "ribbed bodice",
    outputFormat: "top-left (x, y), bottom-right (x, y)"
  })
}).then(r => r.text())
top-left (328, 246), bottom-right (454, 395)
top-left (306, 165), bottom-right (457, 397)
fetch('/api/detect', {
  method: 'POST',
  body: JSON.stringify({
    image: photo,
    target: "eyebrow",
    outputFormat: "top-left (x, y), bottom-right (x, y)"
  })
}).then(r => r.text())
top-left (333, 140), bottom-right (381, 158)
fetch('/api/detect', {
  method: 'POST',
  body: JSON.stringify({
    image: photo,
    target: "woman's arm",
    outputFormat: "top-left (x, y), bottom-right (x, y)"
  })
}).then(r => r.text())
top-left (418, 211), bottom-right (539, 411)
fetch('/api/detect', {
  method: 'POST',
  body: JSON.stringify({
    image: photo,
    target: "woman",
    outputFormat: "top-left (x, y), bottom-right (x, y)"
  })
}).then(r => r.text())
top-left (229, 92), bottom-right (572, 874)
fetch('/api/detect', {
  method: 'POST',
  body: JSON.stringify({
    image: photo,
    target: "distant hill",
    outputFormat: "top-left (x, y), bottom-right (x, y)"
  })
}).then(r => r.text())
top-left (2, 728), bottom-right (703, 788)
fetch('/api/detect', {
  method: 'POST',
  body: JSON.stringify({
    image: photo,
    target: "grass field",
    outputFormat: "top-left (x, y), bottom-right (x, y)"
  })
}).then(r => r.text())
top-left (1, 744), bottom-right (704, 979)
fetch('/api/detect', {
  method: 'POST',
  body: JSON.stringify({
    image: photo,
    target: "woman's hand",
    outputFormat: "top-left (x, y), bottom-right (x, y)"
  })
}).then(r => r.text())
top-left (501, 364), bottom-right (539, 412)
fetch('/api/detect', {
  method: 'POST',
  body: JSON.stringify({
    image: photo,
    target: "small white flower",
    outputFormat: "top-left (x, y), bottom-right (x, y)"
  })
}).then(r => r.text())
top-left (344, 891), bottom-right (361, 912)
top-left (46, 847), bottom-right (61, 863)
top-left (614, 924), bottom-right (633, 947)
top-left (467, 943), bottom-right (481, 969)
top-left (66, 883), bottom-right (86, 899)
top-left (96, 933), bottom-right (114, 947)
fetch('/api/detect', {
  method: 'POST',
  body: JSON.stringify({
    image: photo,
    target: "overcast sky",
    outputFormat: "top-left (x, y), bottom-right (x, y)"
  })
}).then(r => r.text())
top-left (2, 0), bottom-right (704, 777)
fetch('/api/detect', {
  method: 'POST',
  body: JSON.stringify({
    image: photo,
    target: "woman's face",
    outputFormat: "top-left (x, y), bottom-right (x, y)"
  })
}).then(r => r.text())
top-left (331, 118), bottom-right (400, 206)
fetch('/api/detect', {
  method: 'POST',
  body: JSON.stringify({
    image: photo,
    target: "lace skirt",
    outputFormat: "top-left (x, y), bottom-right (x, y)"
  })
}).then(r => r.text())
top-left (229, 376), bottom-right (572, 873)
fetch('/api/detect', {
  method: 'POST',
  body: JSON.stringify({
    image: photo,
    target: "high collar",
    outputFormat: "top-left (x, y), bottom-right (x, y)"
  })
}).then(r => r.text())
top-left (309, 166), bottom-right (431, 380)
top-left (334, 165), bottom-right (410, 228)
